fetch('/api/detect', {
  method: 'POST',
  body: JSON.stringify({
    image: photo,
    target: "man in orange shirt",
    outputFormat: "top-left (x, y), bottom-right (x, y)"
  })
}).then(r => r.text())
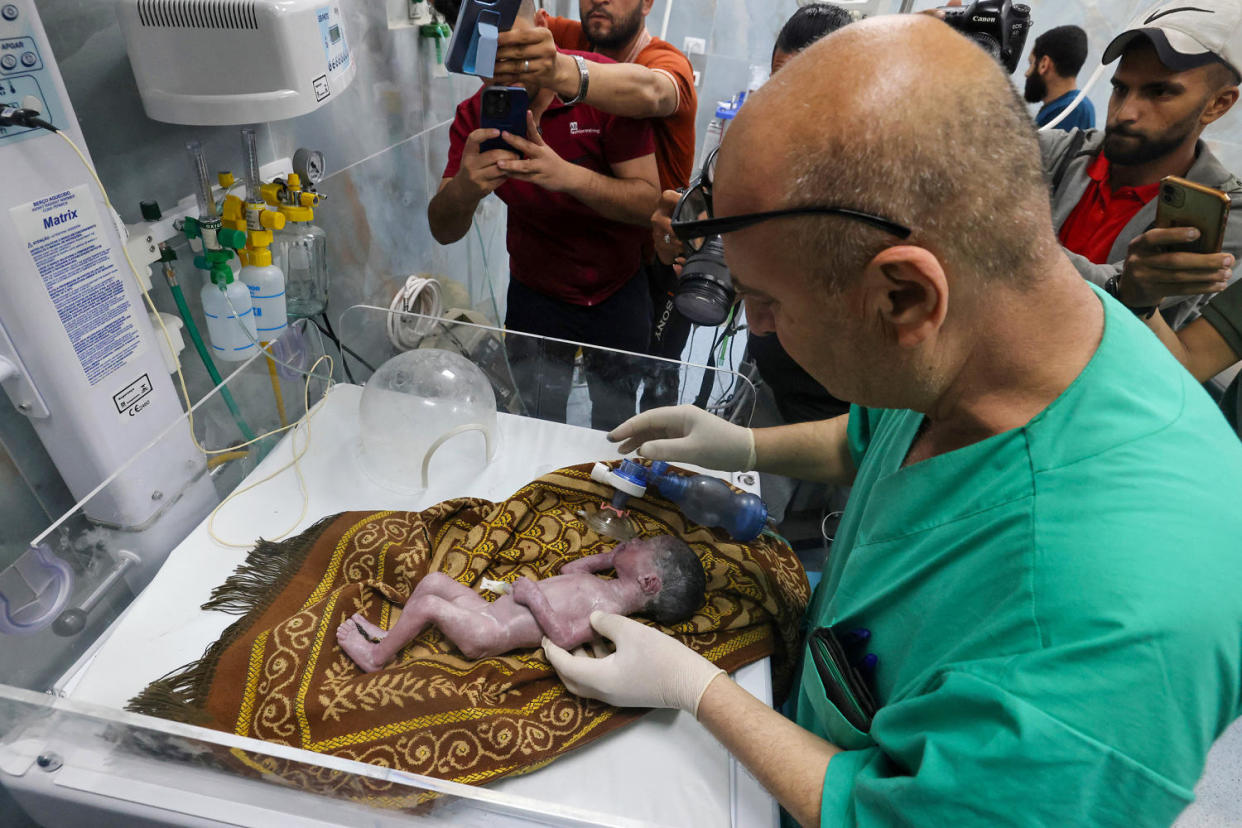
top-left (491, 1), bottom-right (698, 408)
top-left (492, 1), bottom-right (696, 192)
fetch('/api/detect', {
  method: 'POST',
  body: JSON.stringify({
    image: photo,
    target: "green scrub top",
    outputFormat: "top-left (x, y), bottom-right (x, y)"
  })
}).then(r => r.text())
top-left (794, 285), bottom-right (1242, 827)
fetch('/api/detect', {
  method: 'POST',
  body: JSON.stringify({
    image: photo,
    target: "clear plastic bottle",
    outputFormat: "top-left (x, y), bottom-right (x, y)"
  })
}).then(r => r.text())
top-left (696, 101), bottom-right (737, 174)
top-left (238, 126), bottom-right (289, 339)
top-left (273, 217), bottom-right (328, 319)
top-left (239, 259), bottom-right (288, 341)
top-left (201, 279), bottom-right (258, 362)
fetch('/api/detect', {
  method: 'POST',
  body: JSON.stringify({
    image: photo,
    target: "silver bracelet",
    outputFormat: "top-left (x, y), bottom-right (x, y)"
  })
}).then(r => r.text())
top-left (562, 54), bottom-right (590, 106)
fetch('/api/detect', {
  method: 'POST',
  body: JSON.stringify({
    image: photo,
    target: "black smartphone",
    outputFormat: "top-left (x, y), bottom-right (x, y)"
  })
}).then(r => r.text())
top-left (480, 85), bottom-right (528, 155)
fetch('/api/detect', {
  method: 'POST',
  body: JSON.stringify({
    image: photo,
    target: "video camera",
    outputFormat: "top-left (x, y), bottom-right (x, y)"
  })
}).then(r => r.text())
top-left (939, 0), bottom-right (1031, 74)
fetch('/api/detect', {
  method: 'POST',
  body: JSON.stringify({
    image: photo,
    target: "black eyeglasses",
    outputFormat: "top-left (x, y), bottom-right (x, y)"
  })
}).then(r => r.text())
top-left (671, 147), bottom-right (913, 251)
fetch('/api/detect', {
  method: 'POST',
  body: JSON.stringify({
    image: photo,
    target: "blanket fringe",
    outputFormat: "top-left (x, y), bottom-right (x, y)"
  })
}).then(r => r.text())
top-left (125, 659), bottom-right (214, 724)
top-left (203, 513), bottom-right (339, 615)
top-left (126, 513), bottom-right (341, 721)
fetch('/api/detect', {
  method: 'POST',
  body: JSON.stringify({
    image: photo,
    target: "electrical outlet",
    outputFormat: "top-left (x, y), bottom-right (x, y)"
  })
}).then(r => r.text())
top-left (682, 37), bottom-right (706, 56)
top-left (388, 0), bottom-right (428, 29)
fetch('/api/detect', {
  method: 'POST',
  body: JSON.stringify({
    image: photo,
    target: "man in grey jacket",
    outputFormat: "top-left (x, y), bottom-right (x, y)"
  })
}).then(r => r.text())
top-left (1042, 1), bottom-right (1241, 329)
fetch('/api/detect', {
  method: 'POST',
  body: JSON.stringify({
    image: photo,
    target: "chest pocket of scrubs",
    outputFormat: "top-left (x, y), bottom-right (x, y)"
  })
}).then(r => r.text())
top-left (806, 627), bottom-right (878, 751)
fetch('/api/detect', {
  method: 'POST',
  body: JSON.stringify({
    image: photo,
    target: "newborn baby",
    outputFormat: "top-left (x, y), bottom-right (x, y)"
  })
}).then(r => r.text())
top-left (336, 535), bottom-right (706, 672)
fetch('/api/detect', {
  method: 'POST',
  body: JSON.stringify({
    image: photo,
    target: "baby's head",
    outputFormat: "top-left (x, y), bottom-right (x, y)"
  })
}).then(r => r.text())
top-left (636, 536), bottom-right (706, 626)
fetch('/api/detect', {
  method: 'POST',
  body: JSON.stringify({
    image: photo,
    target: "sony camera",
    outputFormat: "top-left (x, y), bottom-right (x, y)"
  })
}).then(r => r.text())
top-left (939, 0), bottom-right (1031, 75)
top-left (675, 236), bottom-right (735, 327)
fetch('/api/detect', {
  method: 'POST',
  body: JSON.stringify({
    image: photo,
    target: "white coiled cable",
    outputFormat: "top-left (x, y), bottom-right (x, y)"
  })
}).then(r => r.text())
top-left (1038, 62), bottom-right (1108, 132)
top-left (387, 274), bottom-right (444, 350)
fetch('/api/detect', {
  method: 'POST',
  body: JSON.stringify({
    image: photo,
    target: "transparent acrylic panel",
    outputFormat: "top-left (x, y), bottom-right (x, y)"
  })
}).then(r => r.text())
top-left (335, 304), bottom-right (758, 431)
top-left (0, 333), bottom-right (335, 692)
top-left (0, 685), bottom-right (637, 827)
top-left (1, 314), bottom-right (773, 826)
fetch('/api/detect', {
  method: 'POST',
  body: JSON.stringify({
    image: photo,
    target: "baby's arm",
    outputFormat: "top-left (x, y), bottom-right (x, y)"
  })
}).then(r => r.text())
top-left (511, 577), bottom-right (585, 650)
top-left (560, 550), bottom-right (616, 575)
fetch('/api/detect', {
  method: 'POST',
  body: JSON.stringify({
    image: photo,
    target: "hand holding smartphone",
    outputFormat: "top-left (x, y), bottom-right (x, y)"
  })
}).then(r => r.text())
top-left (480, 85), bottom-right (528, 155)
top-left (1155, 176), bottom-right (1231, 254)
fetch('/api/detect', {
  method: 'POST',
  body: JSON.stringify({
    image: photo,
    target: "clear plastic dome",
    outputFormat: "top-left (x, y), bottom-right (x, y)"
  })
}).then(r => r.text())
top-left (358, 349), bottom-right (497, 493)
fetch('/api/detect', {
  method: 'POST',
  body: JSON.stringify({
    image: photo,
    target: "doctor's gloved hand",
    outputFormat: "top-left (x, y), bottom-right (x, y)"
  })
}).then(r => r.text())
top-left (543, 612), bottom-right (725, 716)
top-left (608, 405), bottom-right (757, 472)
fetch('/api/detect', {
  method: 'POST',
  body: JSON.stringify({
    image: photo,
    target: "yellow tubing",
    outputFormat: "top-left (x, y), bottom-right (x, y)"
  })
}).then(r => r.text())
top-left (263, 346), bottom-right (289, 428)
top-left (207, 450), bottom-right (249, 470)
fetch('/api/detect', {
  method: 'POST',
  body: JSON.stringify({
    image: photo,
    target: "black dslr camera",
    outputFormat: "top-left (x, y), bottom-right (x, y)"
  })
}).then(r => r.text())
top-left (939, 0), bottom-right (1032, 74)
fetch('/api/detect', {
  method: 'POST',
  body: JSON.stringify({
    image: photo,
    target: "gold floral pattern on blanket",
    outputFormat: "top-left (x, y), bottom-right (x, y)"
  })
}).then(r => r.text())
top-left (127, 462), bottom-right (809, 807)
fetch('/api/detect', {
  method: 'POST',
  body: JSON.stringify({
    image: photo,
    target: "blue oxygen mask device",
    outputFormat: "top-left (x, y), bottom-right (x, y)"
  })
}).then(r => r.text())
top-left (581, 460), bottom-right (769, 542)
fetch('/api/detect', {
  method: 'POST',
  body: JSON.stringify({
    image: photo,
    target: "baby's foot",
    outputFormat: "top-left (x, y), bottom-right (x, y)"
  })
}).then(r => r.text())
top-left (350, 612), bottom-right (388, 642)
top-left (336, 619), bottom-right (385, 672)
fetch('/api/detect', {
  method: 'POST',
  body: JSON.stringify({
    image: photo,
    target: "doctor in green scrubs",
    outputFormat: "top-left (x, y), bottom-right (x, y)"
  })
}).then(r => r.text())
top-left (542, 14), bottom-right (1242, 828)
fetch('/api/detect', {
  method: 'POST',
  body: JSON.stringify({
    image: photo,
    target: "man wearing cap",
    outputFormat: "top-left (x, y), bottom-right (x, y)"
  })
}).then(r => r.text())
top-left (1043, 0), bottom-right (1242, 329)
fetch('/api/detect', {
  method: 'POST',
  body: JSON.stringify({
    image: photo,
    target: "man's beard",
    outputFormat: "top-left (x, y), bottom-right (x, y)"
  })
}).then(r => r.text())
top-left (1103, 105), bottom-right (1204, 166)
top-left (584, 4), bottom-right (644, 50)
top-left (1023, 72), bottom-right (1046, 104)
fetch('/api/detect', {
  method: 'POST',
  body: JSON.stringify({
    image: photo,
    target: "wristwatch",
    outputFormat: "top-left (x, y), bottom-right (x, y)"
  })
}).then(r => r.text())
top-left (1104, 274), bottom-right (1158, 320)
top-left (562, 54), bottom-right (590, 106)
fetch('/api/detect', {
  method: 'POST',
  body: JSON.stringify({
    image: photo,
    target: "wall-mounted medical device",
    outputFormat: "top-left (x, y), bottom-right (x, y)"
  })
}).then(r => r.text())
top-left (0, 0), bottom-right (215, 626)
top-left (116, 0), bottom-right (357, 125)
top-left (445, 0), bottom-right (522, 77)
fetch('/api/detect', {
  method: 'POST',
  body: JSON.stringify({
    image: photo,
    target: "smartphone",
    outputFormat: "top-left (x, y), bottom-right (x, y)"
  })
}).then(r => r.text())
top-left (480, 85), bottom-right (528, 155)
top-left (1154, 175), bottom-right (1231, 254)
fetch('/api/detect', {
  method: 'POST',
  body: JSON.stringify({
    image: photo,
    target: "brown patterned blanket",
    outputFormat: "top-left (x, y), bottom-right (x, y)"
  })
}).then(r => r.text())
top-left (127, 461), bottom-right (809, 803)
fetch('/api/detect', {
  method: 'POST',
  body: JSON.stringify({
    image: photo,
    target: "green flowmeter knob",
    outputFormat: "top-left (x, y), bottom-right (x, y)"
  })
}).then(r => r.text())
top-left (140, 200), bottom-right (162, 221)
top-left (181, 215), bottom-right (202, 240)
top-left (194, 246), bottom-right (235, 278)
top-left (217, 228), bottom-right (247, 250)
top-left (210, 263), bottom-right (235, 286)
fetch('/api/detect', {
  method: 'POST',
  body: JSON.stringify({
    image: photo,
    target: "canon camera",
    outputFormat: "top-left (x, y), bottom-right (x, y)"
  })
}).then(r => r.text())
top-left (939, 0), bottom-right (1032, 74)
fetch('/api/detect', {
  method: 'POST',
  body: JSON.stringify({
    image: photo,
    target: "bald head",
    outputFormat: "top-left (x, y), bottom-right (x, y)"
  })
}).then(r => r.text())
top-left (718, 15), bottom-right (1054, 291)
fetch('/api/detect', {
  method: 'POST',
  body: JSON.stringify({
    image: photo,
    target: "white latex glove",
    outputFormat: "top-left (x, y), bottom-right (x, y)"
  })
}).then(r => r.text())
top-left (607, 405), bottom-right (757, 472)
top-left (543, 611), bottom-right (725, 716)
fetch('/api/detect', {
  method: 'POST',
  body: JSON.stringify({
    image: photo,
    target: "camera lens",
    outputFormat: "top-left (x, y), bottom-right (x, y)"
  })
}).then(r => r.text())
top-left (968, 31), bottom-right (1002, 57)
top-left (1162, 185), bottom-right (1184, 207)
top-left (675, 236), bottom-right (735, 326)
top-left (484, 94), bottom-right (509, 119)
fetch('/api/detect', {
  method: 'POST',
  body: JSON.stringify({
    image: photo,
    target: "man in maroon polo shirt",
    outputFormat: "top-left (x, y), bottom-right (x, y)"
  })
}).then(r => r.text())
top-left (428, 1), bottom-right (659, 429)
